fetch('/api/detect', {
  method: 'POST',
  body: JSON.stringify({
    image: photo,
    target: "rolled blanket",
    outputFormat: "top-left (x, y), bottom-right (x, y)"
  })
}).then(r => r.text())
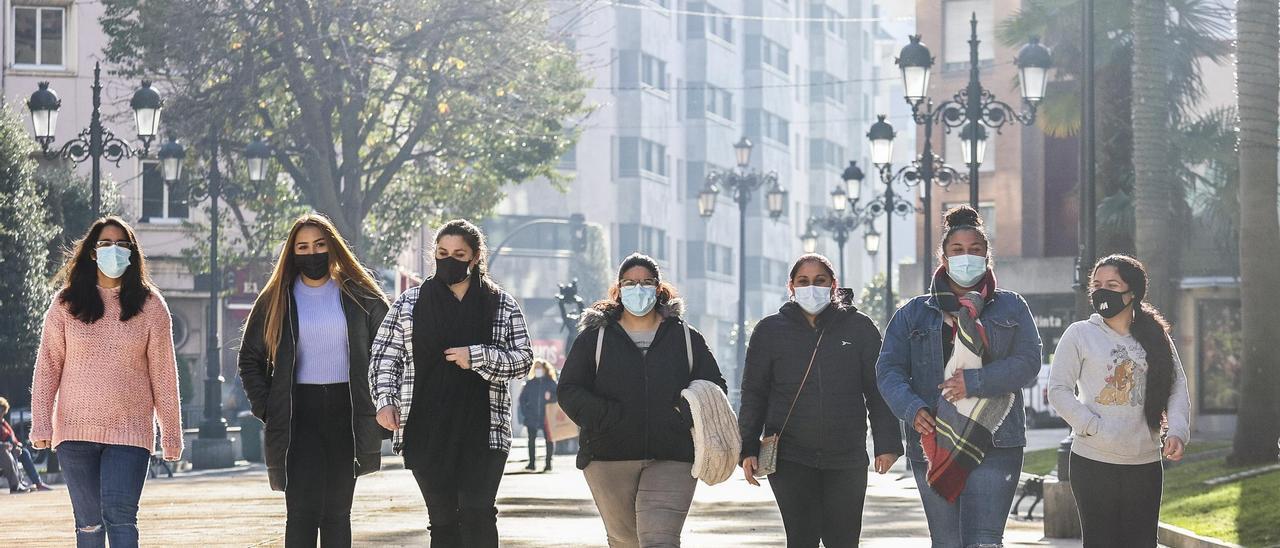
top-left (682, 379), bottom-right (741, 486)
top-left (921, 267), bottom-right (1015, 503)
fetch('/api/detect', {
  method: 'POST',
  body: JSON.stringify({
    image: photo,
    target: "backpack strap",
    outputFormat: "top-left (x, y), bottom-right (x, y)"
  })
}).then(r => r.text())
top-left (594, 326), bottom-right (605, 372)
top-left (683, 321), bottom-right (693, 373)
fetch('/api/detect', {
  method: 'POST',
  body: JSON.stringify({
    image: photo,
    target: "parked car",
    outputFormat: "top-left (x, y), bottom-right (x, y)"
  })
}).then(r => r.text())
top-left (1023, 365), bottom-right (1066, 429)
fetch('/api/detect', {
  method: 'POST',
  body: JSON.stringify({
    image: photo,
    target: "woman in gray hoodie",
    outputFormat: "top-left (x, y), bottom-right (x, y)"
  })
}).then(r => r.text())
top-left (1048, 254), bottom-right (1190, 548)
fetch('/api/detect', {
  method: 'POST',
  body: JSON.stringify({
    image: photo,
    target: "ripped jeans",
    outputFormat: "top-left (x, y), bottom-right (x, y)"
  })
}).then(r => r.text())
top-left (56, 441), bottom-right (151, 548)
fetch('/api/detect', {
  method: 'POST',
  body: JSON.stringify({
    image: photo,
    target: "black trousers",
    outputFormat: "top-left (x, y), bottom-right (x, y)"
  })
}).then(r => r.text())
top-left (285, 384), bottom-right (357, 548)
top-left (525, 423), bottom-right (553, 468)
top-left (1069, 452), bottom-right (1164, 548)
top-left (768, 457), bottom-right (869, 548)
top-left (412, 449), bottom-right (508, 548)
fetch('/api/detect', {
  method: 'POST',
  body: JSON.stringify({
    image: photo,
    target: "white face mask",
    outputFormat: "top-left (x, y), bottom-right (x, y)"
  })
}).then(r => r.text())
top-left (534, 370), bottom-right (546, 378)
top-left (793, 285), bottom-right (832, 315)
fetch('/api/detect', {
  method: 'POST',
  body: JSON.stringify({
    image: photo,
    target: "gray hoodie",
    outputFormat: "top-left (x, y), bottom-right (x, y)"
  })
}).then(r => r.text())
top-left (1048, 314), bottom-right (1191, 465)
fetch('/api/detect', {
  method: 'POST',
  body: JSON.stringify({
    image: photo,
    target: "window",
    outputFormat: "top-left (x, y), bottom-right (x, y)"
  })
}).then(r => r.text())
top-left (810, 5), bottom-right (846, 39)
top-left (944, 0), bottom-right (994, 69)
top-left (761, 38), bottom-right (789, 73)
top-left (808, 138), bottom-right (845, 170)
top-left (13, 6), bottom-right (65, 68)
top-left (619, 224), bottom-right (669, 261)
top-left (705, 243), bottom-right (734, 275)
top-left (140, 161), bottom-right (189, 221)
top-left (618, 137), bottom-right (667, 177)
top-left (704, 84), bottom-right (733, 120)
top-left (705, 5), bottom-right (733, 43)
top-left (754, 110), bottom-right (789, 145)
top-left (641, 53), bottom-right (668, 90)
top-left (642, 139), bottom-right (668, 176)
top-left (809, 72), bottom-right (844, 104)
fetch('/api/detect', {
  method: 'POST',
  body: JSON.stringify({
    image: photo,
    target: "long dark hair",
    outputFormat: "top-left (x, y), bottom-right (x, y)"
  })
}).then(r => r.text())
top-left (1093, 254), bottom-right (1175, 430)
top-left (55, 216), bottom-right (155, 323)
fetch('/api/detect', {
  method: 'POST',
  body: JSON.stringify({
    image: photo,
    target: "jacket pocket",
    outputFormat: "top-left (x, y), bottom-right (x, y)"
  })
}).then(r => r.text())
top-left (1087, 408), bottom-right (1151, 458)
top-left (987, 318), bottom-right (1020, 358)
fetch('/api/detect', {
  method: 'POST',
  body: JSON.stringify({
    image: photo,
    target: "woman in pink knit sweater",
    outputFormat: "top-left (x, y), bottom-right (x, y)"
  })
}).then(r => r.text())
top-left (29, 217), bottom-right (183, 548)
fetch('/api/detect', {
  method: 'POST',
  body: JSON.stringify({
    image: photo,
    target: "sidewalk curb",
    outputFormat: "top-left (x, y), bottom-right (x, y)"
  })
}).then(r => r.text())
top-left (1158, 522), bottom-right (1243, 548)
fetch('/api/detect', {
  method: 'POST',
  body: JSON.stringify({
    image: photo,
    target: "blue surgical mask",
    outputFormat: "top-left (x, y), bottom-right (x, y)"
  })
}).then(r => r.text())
top-left (793, 285), bottom-right (832, 315)
top-left (96, 245), bottom-right (132, 279)
top-left (946, 254), bottom-right (987, 288)
top-left (620, 285), bottom-right (658, 317)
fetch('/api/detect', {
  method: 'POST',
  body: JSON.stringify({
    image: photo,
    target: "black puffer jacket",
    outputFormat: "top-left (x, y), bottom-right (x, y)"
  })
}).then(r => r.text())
top-left (558, 300), bottom-right (727, 470)
top-left (739, 290), bottom-right (902, 469)
top-left (237, 280), bottom-right (390, 491)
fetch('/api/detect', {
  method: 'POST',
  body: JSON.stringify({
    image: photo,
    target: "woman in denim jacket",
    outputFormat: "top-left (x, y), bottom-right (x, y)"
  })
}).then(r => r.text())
top-left (875, 206), bottom-right (1042, 548)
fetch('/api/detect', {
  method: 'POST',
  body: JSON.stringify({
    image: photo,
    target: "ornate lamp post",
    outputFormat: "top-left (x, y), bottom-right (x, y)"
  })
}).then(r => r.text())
top-left (698, 137), bottom-right (786, 390)
top-left (26, 62), bottom-right (164, 217)
top-left (802, 162), bottom-right (869, 280)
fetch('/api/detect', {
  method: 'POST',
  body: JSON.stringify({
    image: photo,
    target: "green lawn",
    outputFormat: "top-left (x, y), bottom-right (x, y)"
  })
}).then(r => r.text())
top-left (1023, 442), bottom-right (1280, 547)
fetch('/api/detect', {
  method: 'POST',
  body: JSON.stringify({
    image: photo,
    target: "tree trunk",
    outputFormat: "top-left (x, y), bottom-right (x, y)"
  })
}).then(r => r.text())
top-left (1130, 0), bottom-right (1176, 312)
top-left (1230, 0), bottom-right (1280, 465)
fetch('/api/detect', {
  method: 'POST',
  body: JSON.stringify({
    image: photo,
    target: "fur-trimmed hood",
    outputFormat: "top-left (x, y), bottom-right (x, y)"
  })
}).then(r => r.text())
top-left (578, 298), bottom-right (686, 332)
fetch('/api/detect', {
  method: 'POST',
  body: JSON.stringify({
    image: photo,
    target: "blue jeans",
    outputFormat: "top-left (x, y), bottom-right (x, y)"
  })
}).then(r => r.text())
top-left (911, 446), bottom-right (1023, 548)
top-left (56, 441), bottom-right (151, 548)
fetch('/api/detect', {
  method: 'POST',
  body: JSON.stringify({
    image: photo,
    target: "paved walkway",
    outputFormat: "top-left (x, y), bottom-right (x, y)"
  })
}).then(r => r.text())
top-left (6, 439), bottom-right (1081, 547)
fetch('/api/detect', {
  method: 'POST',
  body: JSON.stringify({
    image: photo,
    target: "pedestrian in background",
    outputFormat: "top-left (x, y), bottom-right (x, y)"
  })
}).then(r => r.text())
top-left (559, 253), bottom-right (727, 548)
top-left (739, 253), bottom-right (902, 547)
top-left (1, 396), bottom-right (51, 493)
top-left (237, 213), bottom-right (390, 547)
top-left (876, 205), bottom-right (1043, 548)
top-left (1049, 254), bottom-right (1190, 548)
top-left (29, 217), bottom-right (183, 548)
top-left (519, 359), bottom-right (559, 472)
top-left (370, 219), bottom-right (533, 548)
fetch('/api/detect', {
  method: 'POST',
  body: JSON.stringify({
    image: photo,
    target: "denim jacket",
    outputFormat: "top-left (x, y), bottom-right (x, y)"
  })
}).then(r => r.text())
top-left (875, 289), bottom-right (1043, 462)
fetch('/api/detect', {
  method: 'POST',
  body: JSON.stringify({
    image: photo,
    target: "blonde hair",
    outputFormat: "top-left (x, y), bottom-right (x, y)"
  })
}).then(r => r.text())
top-left (251, 213), bottom-right (389, 363)
top-left (0, 397), bottom-right (8, 416)
top-left (527, 358), bottom-right (558, 381)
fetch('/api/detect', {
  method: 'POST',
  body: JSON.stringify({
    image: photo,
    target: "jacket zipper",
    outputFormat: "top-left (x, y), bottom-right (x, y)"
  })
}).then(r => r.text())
top-left (814, 325), bottom-right (826, 465)
top-left (283, 296), bottom-right (297, 490)
top-left (340, 293), bottom-right (359, 478)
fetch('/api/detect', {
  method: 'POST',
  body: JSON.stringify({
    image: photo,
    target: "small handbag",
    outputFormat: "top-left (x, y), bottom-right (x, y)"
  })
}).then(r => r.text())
top-left (755, 329), bottom-right (824, 478)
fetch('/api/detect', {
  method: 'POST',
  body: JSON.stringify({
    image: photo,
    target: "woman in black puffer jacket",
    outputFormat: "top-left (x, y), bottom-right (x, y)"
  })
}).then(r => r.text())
top-left (558, 253), bottom-right (726, 548)
top-left (738, 253), bottom-right (902, 548)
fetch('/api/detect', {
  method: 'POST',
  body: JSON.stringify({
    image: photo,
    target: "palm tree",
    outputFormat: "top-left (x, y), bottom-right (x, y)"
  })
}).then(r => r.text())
top-left (1230, 0), bottom-right (1280, 465)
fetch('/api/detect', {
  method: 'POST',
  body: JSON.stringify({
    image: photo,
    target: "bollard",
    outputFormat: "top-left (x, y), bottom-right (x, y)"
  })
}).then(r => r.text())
top-left (1044, 431), bottom-right (1081, 538)
top-left (238, 411), bottom-right (264, 463)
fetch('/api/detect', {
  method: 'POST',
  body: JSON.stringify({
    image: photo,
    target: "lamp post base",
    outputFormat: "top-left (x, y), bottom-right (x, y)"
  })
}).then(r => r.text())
top-left (191, 437), bottom-right (235, 470)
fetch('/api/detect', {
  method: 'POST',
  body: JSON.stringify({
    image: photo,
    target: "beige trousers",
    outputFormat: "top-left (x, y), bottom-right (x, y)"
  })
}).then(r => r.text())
top-left (583, 459), bottom-right (697, 548)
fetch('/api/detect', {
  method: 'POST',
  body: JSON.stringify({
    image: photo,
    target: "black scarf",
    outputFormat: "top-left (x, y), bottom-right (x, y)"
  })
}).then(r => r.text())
top-left (404, 271), bottom-right (498, 489)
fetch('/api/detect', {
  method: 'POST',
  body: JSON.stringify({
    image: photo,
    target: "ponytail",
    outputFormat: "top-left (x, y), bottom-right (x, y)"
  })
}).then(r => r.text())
top-left (1133, 302), bottom-right (1175, 430)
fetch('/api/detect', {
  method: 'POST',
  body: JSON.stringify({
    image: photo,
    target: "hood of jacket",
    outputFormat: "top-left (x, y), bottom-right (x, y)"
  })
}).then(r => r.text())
top-left (578, 298), bottom-right (686, 332)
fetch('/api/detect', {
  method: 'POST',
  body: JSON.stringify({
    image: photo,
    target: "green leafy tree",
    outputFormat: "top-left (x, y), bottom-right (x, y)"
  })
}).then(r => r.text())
top-left (101, 0), bottom-right (591, 266)
top-left (858, 272), bottom-right (900, 330)
top-left (34, 165), bottom-right (122, 274)
top-left (0, 107), bottom-right (58, 375)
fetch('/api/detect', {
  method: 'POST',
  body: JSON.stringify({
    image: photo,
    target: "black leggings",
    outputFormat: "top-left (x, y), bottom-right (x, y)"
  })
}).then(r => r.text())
top-left (1069, 452), bottom-right (1163, 548)
top-left (285, 383), bottom-right (357, 548)
top-left (412, 449), bottom-right (508, 548)
top-left (767, 458), bottom-right (869, 548)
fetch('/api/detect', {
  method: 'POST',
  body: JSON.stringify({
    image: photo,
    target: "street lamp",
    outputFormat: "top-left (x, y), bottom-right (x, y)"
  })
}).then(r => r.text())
top-left (958, 122), bottom-right (989, 167)
top-left (245, 138), bottom-right (271, 183)
top-left (896, 16), bottom-right (1050, 207)
top-left (804, 161), bottom-right (868, 280)
top-left (179, 136), bottom-right (272, 470)
top-left (867, 115), bottom-right (897, 168)
top-left (863, 116), bottom-right (967, 296)
top-left (158, 136), bottom-right (186, 183)
top-left (863, 222), bottom-right (882, 256)
top-left (699, 137), bottom-right (785, 396)
top-left (26, 62), bottom-right (164, 217)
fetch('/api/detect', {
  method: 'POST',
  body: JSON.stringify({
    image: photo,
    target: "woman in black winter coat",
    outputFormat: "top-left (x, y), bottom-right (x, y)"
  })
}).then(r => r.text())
top-left (519, 359), bottom-right (559, 471)
top-left (558, 253), bottom-right (726, 548)
top-left (237, 213), bottom-right (391, 547)
top-left (738, 253), bottom-right (903, 548)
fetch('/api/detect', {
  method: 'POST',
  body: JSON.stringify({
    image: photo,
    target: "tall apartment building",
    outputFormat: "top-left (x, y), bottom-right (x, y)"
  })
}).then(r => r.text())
top-left (488, 0), bottom-right (915, 397)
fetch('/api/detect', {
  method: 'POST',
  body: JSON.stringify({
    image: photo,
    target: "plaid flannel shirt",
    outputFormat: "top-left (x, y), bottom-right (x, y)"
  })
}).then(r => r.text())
top-left (369, 284), bottom-right (533, 453)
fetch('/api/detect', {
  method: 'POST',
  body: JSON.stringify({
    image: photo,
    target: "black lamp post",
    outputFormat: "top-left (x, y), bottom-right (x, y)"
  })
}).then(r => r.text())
top-left (865, 118), bottom-right (923, 327)
top-left (802, 162), bottom-right (867, 281)
top-left (173, 135), bottom-right (271, 469)
top-left (895, 15), bottom-right (1050, 208)
top-left (699, 137), bottom-right (786, 392)
top-left (26, 62), bottom-right (163, 218)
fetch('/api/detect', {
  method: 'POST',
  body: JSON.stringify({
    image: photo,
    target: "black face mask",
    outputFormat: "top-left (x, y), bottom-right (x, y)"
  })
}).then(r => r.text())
top-left (294, 252), bottom-right (331, 281)
top-left (435, 256), bottom-right (472, 285)
top-left (1091, 288), bottom-right (1131, 318)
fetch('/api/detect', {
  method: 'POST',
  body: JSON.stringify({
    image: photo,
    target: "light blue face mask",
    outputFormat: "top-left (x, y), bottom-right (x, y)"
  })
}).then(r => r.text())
top-left (946, 254), bottom-right (987, 288)
top-left (95, 245), bottom-right (133, 279)
top-left (620, 285), bottom-right (658, 317)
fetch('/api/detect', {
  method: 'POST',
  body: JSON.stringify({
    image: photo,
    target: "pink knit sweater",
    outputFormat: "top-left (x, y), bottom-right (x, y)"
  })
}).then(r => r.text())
top-left (29, 286), bottom-right (184, 458)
